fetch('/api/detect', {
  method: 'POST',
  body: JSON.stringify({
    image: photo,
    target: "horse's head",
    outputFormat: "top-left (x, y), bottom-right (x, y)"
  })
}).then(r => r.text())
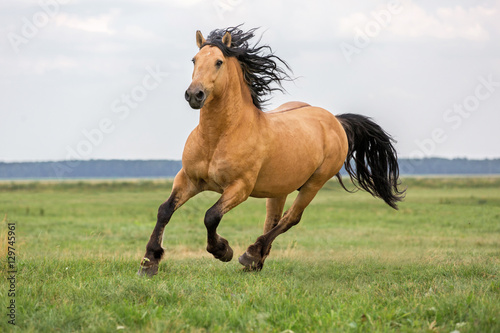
top-left (184, 30), bottom-right (232, 109)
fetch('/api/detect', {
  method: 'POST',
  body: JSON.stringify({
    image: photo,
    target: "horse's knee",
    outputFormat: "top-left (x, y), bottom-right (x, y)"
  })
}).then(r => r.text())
top-left (204, 205), bottom-right (222, 232)
top-left (157, 198), bottom-right (176, 222)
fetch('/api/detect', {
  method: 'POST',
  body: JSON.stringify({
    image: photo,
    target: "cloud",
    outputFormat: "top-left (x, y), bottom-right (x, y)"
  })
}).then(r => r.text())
top-left (141, 0), bottom-right (205, 8)
top-left (32, 56), bottom-right (79, 75)
top-left (122, 25), bottom-right (163, 42)
top-left (55, 11), bottom-right (118, 35)
top-left (390, 2), bottom-right (493, 41)
top-left (337, 0), bottom-right (495, 42)
top-left (1, 0), bottom-right (499, 162)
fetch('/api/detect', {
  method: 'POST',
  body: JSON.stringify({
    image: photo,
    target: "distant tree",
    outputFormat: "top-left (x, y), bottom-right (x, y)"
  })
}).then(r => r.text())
top-left (1, 158), bottom-right (499, 179)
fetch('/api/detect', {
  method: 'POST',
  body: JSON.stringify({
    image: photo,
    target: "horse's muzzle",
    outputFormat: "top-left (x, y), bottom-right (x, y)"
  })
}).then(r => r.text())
top-left (185, 86), bottom-right (206, 109)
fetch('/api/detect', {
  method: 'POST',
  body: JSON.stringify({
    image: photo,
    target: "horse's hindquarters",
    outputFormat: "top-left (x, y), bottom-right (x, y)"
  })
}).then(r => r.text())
top-left (251, 106), bottom-right (348, 198)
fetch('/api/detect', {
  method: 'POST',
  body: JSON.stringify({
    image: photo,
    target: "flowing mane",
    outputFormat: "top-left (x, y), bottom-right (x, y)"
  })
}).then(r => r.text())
top-left (200, 26), bottom-right (293, 110)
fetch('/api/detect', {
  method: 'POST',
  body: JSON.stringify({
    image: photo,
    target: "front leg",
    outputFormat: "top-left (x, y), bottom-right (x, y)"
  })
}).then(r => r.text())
top-left (204, 180), bottom-right (252, 262)
top-left (138, 170), bottom-right (199, 277)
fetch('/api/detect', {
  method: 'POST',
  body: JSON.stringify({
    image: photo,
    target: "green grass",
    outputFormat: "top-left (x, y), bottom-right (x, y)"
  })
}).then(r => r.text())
top-left (1, 177), bottom-right (499, 332)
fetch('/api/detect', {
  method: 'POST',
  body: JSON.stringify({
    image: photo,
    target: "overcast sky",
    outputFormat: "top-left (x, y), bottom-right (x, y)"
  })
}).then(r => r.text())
top-left (1, 0), bottom-right (499, 162)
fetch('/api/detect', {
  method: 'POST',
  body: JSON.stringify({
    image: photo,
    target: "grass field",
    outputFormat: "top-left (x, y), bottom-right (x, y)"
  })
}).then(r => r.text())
top-left (1, 177), bottom-right (499, 332)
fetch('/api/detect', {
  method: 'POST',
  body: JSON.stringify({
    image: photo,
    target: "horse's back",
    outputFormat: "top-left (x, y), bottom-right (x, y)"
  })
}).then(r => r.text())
top-left (264, 102), bottom-right (344, 139)
top-left (266, 101), bottom-right (310, 114)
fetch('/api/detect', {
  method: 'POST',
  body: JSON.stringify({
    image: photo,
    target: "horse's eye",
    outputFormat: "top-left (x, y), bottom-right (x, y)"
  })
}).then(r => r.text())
top-left (215, 60), bottom-right (223, 68)
top-left (191, 58), bottom-right (195, 65)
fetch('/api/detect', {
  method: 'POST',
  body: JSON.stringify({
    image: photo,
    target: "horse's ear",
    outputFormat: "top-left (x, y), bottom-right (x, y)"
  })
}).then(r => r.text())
top-left (196, 30), bottom-right (205, 49)
top-left (222, 31), bottom-right (231, 47)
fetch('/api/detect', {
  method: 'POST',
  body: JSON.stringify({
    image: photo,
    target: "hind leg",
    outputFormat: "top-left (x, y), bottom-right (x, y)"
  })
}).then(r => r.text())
top-left (264, 196), bottom-right (287, 233)
top-left (258, 196), bottom-right (287, 262)
top-left (239, 179), bottom-right (325, 271)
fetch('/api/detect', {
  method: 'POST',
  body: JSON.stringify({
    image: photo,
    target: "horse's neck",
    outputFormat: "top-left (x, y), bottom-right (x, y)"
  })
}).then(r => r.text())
top-left (198, 62), bottom-right (258, 143)
top-left (199, 95), bottom-right (257, 143)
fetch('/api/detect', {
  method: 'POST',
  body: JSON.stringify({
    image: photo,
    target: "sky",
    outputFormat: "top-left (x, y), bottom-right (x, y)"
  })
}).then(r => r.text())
top-left (1, 0), bottom-right (499, 162)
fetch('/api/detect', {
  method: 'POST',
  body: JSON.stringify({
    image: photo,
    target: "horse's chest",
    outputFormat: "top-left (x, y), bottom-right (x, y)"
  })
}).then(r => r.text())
top-left (184, 143), bottom-right (242, 190)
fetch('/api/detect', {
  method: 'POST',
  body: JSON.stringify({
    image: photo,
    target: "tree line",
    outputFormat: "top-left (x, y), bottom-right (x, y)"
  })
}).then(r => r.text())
top-left (0, 158), bottom-right (499, 179)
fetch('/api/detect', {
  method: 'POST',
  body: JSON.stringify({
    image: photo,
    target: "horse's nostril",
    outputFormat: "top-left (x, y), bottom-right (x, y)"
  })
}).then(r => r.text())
top-left (184, 90), bottom-right (190, 101)
top-left (195, 91), bottom-right (205, 101)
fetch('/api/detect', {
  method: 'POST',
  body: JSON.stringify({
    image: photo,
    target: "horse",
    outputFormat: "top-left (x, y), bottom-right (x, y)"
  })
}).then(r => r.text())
top-left (138, 26), bottom-right (405, 276)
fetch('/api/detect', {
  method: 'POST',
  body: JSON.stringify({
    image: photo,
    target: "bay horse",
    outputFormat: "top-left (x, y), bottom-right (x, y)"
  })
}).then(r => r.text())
top-left (138, 27), bottom-right (405, 276)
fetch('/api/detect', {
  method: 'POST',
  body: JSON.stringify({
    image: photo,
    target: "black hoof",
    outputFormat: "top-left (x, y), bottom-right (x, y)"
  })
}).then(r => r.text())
top-left (137, 258), bottom-right (158, 277)
top-left (216, 245), bottom-right (233, 262)
top-left (208, 237), bottom-right (234, 262)
top-left (238, 252), bottom-right (263, 271)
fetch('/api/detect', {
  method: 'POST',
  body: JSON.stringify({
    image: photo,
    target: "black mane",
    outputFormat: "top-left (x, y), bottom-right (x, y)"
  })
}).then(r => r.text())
top-left (201, 26), bottom-right (293, 110)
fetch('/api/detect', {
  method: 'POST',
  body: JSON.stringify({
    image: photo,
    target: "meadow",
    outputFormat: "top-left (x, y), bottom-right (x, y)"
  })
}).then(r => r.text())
top-left (0, 177), bottom-right (499, 332)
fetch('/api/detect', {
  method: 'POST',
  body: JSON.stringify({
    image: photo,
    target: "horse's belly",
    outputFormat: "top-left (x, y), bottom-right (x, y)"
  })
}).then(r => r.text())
top-left (250, 150), bottom-right (322, 198)
top-left (250, 180), bottom-right (308, 198)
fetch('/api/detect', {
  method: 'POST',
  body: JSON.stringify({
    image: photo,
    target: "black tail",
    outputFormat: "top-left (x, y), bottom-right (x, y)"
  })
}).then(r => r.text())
top-left (336, 113), bottom-right (405, 209)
